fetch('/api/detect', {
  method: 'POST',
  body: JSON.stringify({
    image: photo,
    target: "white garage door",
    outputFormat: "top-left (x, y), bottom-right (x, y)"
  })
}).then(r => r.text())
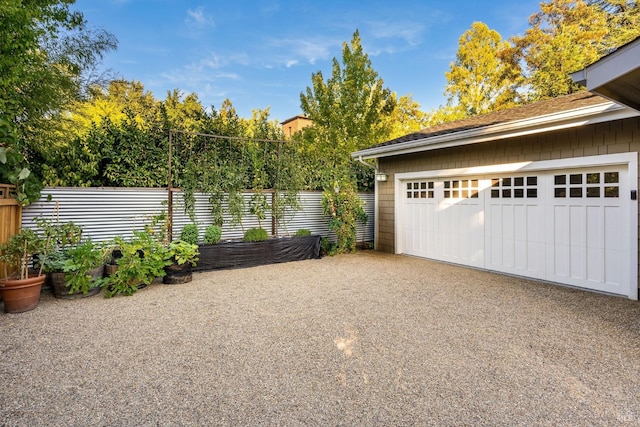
top-left (398, 160), bottom-right (636, 298)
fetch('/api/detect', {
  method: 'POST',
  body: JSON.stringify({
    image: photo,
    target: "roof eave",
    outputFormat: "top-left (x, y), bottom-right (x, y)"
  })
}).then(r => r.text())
top-left (353, 101), bottom-right (637, 160)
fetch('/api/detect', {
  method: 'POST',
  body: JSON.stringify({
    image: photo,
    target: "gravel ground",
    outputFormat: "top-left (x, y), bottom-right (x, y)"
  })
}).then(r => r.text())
top-left (1, 251), bottom-right (640, 426)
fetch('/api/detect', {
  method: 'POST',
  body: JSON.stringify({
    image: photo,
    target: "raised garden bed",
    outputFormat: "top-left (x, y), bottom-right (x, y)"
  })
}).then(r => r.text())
top-left (195, 235), bottom-right (321, 271)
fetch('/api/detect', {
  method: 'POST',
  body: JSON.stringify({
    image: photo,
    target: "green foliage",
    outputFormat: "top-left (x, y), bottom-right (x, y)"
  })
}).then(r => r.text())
top-left (321, 181), bottom-right (368, 254)
top-left (382, 93), bottom-right (429, 140)
top-left (62, 240), bottom-right (107, 294)
top-left (0, 119), bottom-right (43, 205)
top-left (0, 228), bottom-right (46, 280)
top-left (168, 240), bottom-right (199, 266)
top-left (320, 237), bottom-right (336, 256)
top-left (203, 225), bottom-right (222, 244)
top-left (180, 223), bottom-right (199, 245)
top-left (0, 0), bottom-right (116, 191)
top-left (294, 229), bottom-right (311, 237)
top-left (299, 30), bottom-right (395, 190)
top-left (33, 217), bottom-right (83, 273)
top-left (102, 231), bottom-right (171, 298)
top-left (249, 191), bottom-right (269, 228)
top-left (445, 22), bottom-right (523, 116)
top-left (511, 0), bottom-right (610, 100)
top-left (243, 227), bottom-right (269, 242)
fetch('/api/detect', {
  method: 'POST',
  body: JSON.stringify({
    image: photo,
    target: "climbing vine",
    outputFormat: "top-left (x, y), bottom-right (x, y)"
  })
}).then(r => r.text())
top-left (321, 180), bottom-right (368, 254)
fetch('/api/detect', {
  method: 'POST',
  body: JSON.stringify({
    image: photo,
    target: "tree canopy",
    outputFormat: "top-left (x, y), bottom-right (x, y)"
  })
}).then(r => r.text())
top-left (511, 0), bottom-right (640, 100)
top-left (299, 30), bottom-right (395, 189)
top-left (445, 22), bottom-right (523, 116)
top-left (0, 0), bottom-right (117, 204)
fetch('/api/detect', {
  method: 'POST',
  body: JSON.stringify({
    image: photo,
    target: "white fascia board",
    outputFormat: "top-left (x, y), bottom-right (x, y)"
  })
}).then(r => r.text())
top-left (579, 40), bottom-right (640, 91)
top-left (353, 102), bottom-right (639, 160)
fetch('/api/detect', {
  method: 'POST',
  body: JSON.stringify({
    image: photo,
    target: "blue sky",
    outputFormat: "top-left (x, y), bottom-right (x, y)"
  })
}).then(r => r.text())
top-left (76, 0), bottom-right (543, 122)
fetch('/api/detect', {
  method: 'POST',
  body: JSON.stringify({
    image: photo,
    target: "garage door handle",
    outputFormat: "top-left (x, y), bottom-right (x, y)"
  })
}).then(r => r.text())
top-left (632, 190), bottom-right (637, 200)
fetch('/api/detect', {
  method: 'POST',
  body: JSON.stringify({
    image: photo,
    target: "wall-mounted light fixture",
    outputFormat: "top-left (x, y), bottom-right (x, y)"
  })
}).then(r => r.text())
top-left (375, 172), bottom-right (388, 182)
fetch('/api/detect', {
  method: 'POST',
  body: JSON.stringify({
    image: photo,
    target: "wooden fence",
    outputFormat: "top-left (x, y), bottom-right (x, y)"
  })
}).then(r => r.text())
top-left (0, 184), bottom-right (22, 279)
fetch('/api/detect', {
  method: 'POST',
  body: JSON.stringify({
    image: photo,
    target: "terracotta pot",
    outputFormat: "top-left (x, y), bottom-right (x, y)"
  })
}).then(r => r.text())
top-left (0, 275), bottom-right (46, 313)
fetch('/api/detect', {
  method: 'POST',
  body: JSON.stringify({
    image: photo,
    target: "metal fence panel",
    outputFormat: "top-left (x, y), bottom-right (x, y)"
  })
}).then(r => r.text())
top-left (22, 187), bottom-right (374, 244)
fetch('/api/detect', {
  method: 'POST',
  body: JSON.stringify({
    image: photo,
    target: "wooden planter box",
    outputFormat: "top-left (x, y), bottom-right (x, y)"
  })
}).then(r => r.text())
top-left (195, 235), bottom-right (321, 271)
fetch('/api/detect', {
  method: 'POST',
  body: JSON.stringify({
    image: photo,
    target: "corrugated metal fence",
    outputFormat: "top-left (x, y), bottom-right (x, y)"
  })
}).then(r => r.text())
top-left (22, 187), bottom-right (374, 244)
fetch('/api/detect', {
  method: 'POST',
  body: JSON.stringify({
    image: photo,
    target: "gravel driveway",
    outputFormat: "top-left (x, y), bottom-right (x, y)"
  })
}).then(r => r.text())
top-left (1, 251), bottom-right (640, 426)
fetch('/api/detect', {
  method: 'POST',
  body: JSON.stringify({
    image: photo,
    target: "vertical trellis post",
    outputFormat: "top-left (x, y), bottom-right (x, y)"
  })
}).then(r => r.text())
top-left (167, 130), bottom-right (174, 242)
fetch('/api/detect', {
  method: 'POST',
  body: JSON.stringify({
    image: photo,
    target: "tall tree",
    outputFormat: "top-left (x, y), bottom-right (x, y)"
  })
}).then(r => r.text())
top-left (512, 0), bottom-right (610, 100)
top-left (300, 30), bottom-right (395, 187)
top-left (589, 0), bottom-right (640, 50)
top-left (383, 93), bottom-right (429, 139)
top-left (445, 22), bottom-right (523, 116)
top-left (0, 0), bottom-right (116, 204)
top-left (0, 0), bottom-right (116, 128)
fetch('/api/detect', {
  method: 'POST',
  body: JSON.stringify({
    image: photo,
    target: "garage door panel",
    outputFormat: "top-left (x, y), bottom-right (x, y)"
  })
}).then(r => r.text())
top-left (570, 205), bottom-right (587, 281)
top-left (604, 206), bottom-right (624, 286)
top-left (586, 206), bottom-right (604, 283)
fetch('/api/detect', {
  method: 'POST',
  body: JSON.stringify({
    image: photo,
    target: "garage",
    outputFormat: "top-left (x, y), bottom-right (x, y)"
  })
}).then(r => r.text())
top-left (396, 154), bottom-right (637, 298)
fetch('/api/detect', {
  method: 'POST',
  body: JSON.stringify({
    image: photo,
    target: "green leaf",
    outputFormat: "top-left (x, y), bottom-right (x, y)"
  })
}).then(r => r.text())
top-left (17, 167), bottom-right (30, 180)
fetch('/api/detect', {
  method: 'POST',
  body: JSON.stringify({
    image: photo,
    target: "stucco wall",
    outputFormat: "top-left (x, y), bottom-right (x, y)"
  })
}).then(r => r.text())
top-left (376, 116), bottom-right (640, 258)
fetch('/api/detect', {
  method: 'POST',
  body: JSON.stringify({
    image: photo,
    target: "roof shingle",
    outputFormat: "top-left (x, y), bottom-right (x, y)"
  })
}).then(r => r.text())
top-left (374, 91), bottom-right (610, 148)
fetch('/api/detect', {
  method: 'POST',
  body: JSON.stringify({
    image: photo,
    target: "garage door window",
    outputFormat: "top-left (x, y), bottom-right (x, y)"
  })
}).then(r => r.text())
top-left (554, 171), bottom-right (619, 198)
top-left (406, 181), bottom-right (434, 199)
top-left (490, 176), bottom-right (538, 198)
top-left (443, 179), bottom-right (479, 199)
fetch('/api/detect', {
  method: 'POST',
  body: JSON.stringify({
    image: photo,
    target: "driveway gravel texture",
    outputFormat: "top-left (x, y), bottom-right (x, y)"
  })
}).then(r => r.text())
top-left (1, 251), bottom-right (640, 426)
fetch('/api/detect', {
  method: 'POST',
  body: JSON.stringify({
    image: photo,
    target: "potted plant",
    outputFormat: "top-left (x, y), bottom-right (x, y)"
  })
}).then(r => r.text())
top-left (0, 228), bottom-right (47, 313)
top-left (163, 240), bottom-right (199, 284)
top-left (58, 239), bottom-right (108, 298)
top-left (101, 231), bottom-right (171, 297)
top-left (34, 218), bottom-right (107, 298)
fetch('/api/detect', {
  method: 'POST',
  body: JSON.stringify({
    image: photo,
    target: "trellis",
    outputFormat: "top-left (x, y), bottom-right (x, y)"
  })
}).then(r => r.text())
top-left (167, 129), bottom-right (302, 240)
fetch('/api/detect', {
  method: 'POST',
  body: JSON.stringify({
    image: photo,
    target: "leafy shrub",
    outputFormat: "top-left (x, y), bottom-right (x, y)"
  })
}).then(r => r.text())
top-left (295, 228), bottom-right (311, 237)
top-left (320, 237), bottom-right (336, 256)
top-left (102, 231), bottom-right (171, 298)
top-left (203, 224), bottom-right (222, 244)
top-left (168, 240), bottom-right (199, 266)
top-left (243, 227), bottom-right (269, 242)
top-left (180, 223), bottom-right (199, 245)
top-left (62, 240), bottom-right (108, 294)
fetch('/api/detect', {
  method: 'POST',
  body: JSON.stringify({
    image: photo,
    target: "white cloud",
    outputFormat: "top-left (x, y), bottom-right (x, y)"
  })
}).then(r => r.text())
top-left (186, 6), bottom-right (215, 28)
top-left (367, 21), bottom-right (425, 46)
top-left (268, 37), bottom-right (338, 65)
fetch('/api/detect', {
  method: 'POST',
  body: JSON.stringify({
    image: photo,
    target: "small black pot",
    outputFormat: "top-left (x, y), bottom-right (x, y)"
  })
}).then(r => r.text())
top-left (163, 262), bottom-right (192, 284)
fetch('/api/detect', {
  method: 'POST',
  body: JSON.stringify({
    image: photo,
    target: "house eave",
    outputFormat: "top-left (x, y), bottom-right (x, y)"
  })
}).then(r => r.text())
top-left (353, 101), bottom-right (638, 160)
top-left (570, 37), bottom-right (640, 111)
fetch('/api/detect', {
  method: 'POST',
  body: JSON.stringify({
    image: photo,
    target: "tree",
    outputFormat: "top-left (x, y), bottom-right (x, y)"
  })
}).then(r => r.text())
top-left (589, 0), bottom-right (640, 51)
top-left (383, 93), bottom-right (430, 140)
top-left (66, 80), bottom-right (161, 136)
top-left (164, 90), bottom-right (207, 132)
top-left (299, 30), bottom-right (395, 188)
top-left (0, 0), bottom-right (117, 127)
top-left (445, 22), bottom-right (523, 116)
top-left (0, 0), bottom-right (116, 203)
top-left (512, 0), bottom-right (610, 100)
